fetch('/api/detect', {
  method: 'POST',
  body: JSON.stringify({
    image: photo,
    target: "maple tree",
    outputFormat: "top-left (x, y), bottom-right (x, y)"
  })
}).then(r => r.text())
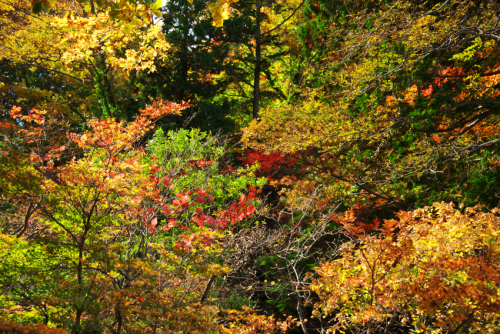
top-left (238, 149), bottom-right (301, 181)
top-left (34, 0), bottom-right (242, 28)
top-left (235, 1), bottom-right (500, 331)
top-left (310, 202), bottom-right (500, 333)
top-left (0, 0), bottom-right (169, 121)
top-left (0, 97), bottom-right (277, 332)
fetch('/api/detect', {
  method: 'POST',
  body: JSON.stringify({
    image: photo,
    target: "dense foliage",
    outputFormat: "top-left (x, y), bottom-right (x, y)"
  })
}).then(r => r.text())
top-left (0, 0), bottom-right (499, 333)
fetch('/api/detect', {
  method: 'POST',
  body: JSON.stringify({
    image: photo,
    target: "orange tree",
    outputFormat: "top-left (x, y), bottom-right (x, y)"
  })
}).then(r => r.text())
top-left (309, 202), bottom-right (500, 333)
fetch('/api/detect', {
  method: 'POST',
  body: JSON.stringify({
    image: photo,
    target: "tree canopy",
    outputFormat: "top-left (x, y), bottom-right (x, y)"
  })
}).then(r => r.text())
top-left (1, 0), bottom-right (499, 333)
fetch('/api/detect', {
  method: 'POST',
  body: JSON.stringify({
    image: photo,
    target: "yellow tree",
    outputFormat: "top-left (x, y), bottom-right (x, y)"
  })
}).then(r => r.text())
top-left (242, 0), bottom-right (500, 211)
top-left (0, 0), bottom-right (169, 119)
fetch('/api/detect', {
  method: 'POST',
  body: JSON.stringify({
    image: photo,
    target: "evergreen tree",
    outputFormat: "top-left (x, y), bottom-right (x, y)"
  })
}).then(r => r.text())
top-left (142, 0), bottom-right (238, 133)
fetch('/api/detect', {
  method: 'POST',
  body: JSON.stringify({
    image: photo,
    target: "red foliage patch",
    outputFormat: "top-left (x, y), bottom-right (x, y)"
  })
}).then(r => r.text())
top-left (237, 149), bottom-right (301, 180)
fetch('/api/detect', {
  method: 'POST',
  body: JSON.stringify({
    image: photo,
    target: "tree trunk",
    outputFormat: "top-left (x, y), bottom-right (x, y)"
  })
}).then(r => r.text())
top-left (297, 294), bottom-right (309, 334)
top-left (200, 275), bottom-right (216, 304)
top-left (252, 0), bottom-right (262, 120)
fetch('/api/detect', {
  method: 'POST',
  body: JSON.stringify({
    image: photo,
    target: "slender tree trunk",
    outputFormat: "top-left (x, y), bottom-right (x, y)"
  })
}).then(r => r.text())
top-left (200, 275), bottom-right (216, 304)
top-left (15, 201), bottom-right (37, 238)
top-left (73, 243), bottom-right (85, 334)
top-left (178, 20), bottom-right (190, 102)
top-left (73, 309), bottom-right (83, 334)
top-left (252, 0), bottom-right (262, 120)
top-left (77, 243), bottom-right (84, 285)
top-left (296, 294), bottom-right (309, 334)
top-left (114, 307), bottom-right (123, 334)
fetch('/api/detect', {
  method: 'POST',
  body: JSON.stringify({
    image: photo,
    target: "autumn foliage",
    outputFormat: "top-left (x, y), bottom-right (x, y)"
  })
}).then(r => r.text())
top-left (0, 99), bottom-right (269, 332)
top-left (311, 203), bottom-right (500, 333)
top-left (0, 321), bottom-right (68, 334)
top-left (238, 149), bottom-right (301, 180)
top-left (1, 0), bottom-right (500, 333)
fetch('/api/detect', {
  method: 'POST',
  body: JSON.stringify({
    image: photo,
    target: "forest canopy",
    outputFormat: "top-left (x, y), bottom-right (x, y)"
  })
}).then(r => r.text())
top-left (0, 0), bottom-right (499, 333)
